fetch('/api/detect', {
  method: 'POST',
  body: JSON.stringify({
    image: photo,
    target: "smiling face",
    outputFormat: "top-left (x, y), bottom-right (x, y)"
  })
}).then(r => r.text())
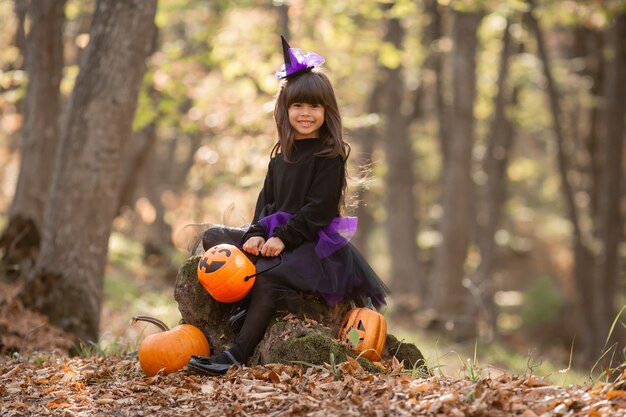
top-left (288, 102), bottom-right (325, 139)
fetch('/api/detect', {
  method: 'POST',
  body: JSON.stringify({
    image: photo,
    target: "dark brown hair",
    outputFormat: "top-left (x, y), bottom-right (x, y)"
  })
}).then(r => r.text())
top-left (272, 69), bottom-right (351, 211)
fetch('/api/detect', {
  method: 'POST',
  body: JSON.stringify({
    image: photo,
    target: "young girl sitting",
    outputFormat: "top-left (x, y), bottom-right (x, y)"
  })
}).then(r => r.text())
top-left (187, 37), bottom-right (389, 376)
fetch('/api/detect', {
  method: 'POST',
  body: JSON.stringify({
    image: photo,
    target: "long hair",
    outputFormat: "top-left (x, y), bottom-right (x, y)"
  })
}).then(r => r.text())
top-left (272, 69), bottom-right (351, 211)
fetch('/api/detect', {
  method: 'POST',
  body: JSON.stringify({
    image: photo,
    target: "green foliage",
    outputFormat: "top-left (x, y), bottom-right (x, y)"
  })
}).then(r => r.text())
top-left (390, 327), bottom-right (587, 385)
top-left (65, 0), bottom-right (95, 21)
top-left (108, 232), bottom-right (144, 271)
top-left (75, 338), bottom-right (136, 359)
top-left (457, 341), bottom-right (482, 383)
top-left (378, 42), bottom-right (403, 70)
top-left (32, 354), bottom-right (49, 367)
top-left (347, 327), bottom-right (361, 348)
top-left (590, 306), bottom-right (626, 382)
top-left (401, 357), bottom-right (432, 379)
top-left (521, 275), bottom-right (564, 328)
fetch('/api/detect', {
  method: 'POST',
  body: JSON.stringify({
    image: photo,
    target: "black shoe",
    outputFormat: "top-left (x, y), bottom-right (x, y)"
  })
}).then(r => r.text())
top-left (187, 350), bottom-right (241, 376)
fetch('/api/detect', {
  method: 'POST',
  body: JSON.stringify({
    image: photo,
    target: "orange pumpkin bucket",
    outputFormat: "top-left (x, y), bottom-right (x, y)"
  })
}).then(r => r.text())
top-left (197, 243), bottom-right (257, 303)
top-left (337, 306), bottom-right (387, 361)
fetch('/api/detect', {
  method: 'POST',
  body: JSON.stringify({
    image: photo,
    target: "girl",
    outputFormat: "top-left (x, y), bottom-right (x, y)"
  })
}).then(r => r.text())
top-left (187, 37), bottom-right (389, 376)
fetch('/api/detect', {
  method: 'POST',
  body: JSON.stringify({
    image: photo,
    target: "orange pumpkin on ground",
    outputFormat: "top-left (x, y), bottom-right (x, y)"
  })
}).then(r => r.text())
top-left (132, 316), bottom-right (210, 376)
top-left (197, 243), bottom-right (256, 303)
top-left (337, 307), bottom-right (387, 361)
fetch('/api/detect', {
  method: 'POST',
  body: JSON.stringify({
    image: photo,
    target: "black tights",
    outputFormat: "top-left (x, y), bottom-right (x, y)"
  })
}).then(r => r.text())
top-left (213, 271), bottom-right (297, 364)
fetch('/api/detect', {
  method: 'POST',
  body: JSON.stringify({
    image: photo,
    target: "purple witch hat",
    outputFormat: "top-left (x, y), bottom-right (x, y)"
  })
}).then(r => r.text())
top-left (275, 35), bottom-right (325, 79)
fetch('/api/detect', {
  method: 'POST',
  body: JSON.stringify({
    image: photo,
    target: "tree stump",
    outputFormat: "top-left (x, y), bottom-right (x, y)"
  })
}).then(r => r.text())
top-left (174, 255), bottom-right (426, 371)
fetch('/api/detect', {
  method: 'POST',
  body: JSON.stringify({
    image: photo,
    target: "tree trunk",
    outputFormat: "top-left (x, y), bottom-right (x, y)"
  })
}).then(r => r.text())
top-left (141, 131), bottom-right (202, 265)
top-left (573, 27), bottom-right (604, 223)
top-left (1, 0), bottom-right (66, 281)
top-left (594, 12), bottom-right (626, 359)
top-left (381, 16), bottom-right (422, 298)
top-left (432, 10), bottom-right (482, 339)
top-left (351, 130), bottom-right (377, 257)
top-left (116, 123), bottom-right (158, 215)
top-left (413, 0), bottom-right (446, 303)
top-left (351, 75), bottom-right (384, 257)
top-left (426, 0), bottom-right (450, 168)
top-left (474, 21), bottom-right (518, 338)
top-left (19, 0), bottom-right (157, 344)
top-left (525, 0), bottom-right (597, 362)
top-left (12, 0), bottom-right (29, 59)
top-left (276, 2), bottom-right (290, 41)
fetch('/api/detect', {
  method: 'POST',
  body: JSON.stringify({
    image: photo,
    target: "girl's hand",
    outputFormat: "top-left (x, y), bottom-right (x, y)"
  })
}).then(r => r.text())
top-left (243, 236), bottom-right (265, 255)
top-left (260, 237), bottom-right (285, 257)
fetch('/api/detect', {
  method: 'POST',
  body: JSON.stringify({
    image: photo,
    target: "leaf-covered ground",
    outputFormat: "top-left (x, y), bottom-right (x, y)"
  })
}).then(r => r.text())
top-left (2, 283), bottom-right (626, 416)
top-left (2, 353), bottom-right (626, 416)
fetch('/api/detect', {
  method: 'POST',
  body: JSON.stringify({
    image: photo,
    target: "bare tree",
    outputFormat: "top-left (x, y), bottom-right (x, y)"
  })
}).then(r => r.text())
top-left (380, 13), bottom-right (422, 298)
top-left (1, 0), bottom-right (66, 280)
top-left (526, 1), bottom-right (625, 364)
top-left (594, 12), bottom-right (625, 361)
top-left (351, 79), bottom-right (383, 257)
top-left (20, 0), bottom-right (158, 344)
top-left (473, 21), bottom-right (520, 337)
top-left (12, 0), bottom-right (30, 59)
top-left (117, 123), bottom-right (158, 216)
top-left (432, 10), bottom-right (483, 339)
top-left (423, 0), bottom-right (450, 167)
top-left (572, 27), bottom-right (604, 222)
top-left (276, 1), bottom-right (290, 40)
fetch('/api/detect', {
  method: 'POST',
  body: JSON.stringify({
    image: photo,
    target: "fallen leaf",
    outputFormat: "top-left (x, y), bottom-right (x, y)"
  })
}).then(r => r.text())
top-left (606, 390), bottom-right (626, 399)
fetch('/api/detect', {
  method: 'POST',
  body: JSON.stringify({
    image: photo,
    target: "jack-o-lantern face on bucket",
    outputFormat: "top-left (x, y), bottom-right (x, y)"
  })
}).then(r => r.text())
top-left (197, 243), bottom-right (256, 303)
top-left (337, 307), bottom-right (387, 361)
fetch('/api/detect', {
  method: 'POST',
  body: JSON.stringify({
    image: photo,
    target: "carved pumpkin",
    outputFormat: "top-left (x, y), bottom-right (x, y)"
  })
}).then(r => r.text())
top-left (337, 307), bottom-right (387, 361)
top-left (132, 315), bottom-right (210, 376)
top-left (197, 243), bottom-right (256, 303)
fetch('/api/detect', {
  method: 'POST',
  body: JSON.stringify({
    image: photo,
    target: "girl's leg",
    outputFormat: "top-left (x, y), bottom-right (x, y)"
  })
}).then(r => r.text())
top-left (230, 275), bottom-right (278, 360)
top-left (201, 225), bottom-right (246, 251)
top-left (211, 271), bottom-right (292, 364)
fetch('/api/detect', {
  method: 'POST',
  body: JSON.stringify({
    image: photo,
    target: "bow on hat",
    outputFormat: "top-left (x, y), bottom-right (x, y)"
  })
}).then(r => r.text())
top-left (275, 35), bottom-right (325, 79)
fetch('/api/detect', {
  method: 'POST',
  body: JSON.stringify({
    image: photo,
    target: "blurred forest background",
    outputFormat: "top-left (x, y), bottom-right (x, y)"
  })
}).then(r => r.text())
top-left (0, 0), bottom-right (624, 374)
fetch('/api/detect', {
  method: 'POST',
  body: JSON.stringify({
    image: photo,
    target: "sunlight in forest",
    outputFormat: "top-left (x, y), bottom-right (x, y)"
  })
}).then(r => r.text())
top-left (0, 4), bottom-right (624, 415)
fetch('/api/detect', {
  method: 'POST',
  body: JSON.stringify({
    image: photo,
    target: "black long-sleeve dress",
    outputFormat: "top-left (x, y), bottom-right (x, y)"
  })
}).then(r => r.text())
top-left (202, 138), bottom-right (389, 308)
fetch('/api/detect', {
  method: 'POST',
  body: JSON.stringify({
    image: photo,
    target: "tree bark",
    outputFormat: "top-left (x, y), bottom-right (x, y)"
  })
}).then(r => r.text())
top-left (276, 2), bottom-right (290, 41)
top-left (525, 0), bottom-right (598, 362)
top-left (140, 130), bottom-right (202, 265)
top-left (426, 0), bottom-right (450, 168)
top-left (432, 10), bottom-right (482, 339)
top-left (351, 76), bottom-right (384, 257)
top-left (474, 21), bottom-right (519, 338)
top-left (573, 27), bottom-right (604, 223)
top-left (594, 12), bottom-right (626, 358)
top-left (19, 0), bottom-right (157, 344)
top-left (1, 0), bottom-right (66, 281)
top-left (116, 123), bottom-right (158, 215)
top-left (351, 132), bottom-right (378, 258)
top-left (414, 0), bottom-right (447, 303)
top-left (381, 15), bottom-right (422, 298)
top-left (12, 0), bottom-right (30, 60)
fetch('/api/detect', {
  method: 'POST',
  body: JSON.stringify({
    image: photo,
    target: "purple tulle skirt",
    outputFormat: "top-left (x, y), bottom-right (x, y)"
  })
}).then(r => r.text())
top-left (259, 211), bottom-right (358, 259)
top-left (201, 214), bottom-right (389, 309)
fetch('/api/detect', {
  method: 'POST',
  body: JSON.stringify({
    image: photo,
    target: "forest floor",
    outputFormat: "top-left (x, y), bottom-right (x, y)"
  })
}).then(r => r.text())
top-left (2, 282), bottom-right (626, 416)
top-left (3, 351), bottom-right (626, 417)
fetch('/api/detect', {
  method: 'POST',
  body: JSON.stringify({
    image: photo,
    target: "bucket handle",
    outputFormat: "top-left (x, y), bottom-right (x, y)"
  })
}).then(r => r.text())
top-left (243, 254), bottom-right (283, 282)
